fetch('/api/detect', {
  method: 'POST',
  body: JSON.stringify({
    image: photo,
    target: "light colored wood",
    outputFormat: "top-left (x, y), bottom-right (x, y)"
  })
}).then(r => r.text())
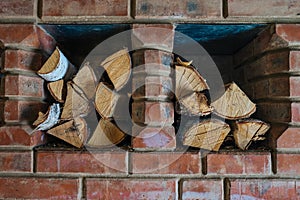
top-left (233, 119), bottom-right (270, 150)
top-left (179, 92), bottom-right (213, 116)
top-left (32, 103), bottom-right (60, 131)
top-left (61, 82), bottom-right (90, 120)
top-left (47, 79), bottom-right (65, 103)
top-left (73, 62), bottom-right (97, 100)
top-left (211, 82), bottom-right (256, 120)
top-left (101, 48), bottom-right (131, 91)
top-left (95, 82), bottom-right (119, 119)
top-left (47, 117), bottom-right (88, 148)
top-left (175, 64), bottom-right (209, 99)
top-left (176, 57), bottom-right (193, 67)
top-left (183, 119), bottom-right (230, 151)
top-left (86, 119), bottom-right (125, 147)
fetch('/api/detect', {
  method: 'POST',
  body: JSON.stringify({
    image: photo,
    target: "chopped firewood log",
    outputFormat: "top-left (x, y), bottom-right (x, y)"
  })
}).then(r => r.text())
top-left (183, 119), bottom-right (230, 151)
top-left (179, 92), bottom-right (213, 116)
top-left (95, 82), bottom-right (120, 119)
top-left (33, 103), bottom-right (60, 131)
top-left (232, 119), bottom-right (270, 150)
top-left (47, 117), bottom-right (88, 148)
top-left (37, 47), bottom-right (75, 82)
top-left (86, 119), bottom-right (126, 147)
top-left (211, 82), bottom-right (256, 120)
top-left (101, 48), bottom-right (131, 91)
top-left (175, 64), bottom-right (209, 99)
top-left (176, 57), bottom-right (193, 67)
top-left (47, 79), bottom-right (66, 103)
top-left (61, 82), bottom-right (90, 120)
top-left (73, 62), bottom-right (97, 100)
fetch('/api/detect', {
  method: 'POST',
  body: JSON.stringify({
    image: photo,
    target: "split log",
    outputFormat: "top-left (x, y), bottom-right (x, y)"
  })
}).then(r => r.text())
top-left (73, 62), bottom-right (97, 100)
top-left (47, 117), bottom-right (88, 148)
top-left (86, 119), bottom-right (126, 147)
top-left (232, 119), bottom-right (270, 150)
top-left (61, 82), bottom-right (90, 120)
top-left (37, 47), bottom-right (75, 82)
top-left (211, 82), bottom-right (256, 120)
top-left (33, 103), bottom-right (60, 131)
top-left (101, 48), bottom-right (131, 91)
top-left (95, 82), bottom-right (119, 119)
top-left (183, 119), bottom-right (230, 151)
top-left (175, 63), bottom-right (209, 99)
top-left (179, 92), bottom-right (213, 116)
top-left (47, 79), bottom-right (66, 103)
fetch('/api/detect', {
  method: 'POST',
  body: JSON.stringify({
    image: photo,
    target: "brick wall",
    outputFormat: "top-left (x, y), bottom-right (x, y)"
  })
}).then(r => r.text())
top-left (0, 0), bottom-right (299, 199)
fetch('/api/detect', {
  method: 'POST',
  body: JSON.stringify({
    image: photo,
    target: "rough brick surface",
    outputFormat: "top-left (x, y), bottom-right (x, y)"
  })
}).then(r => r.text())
top-left (0, 178), bottom-right (79, 199)
top-left (207, 152), bottom-right (271, 175)
top-left (86, 179), bottom-right (176, 199)
top-left (131, 152), bottom-right (200, 174)
top-left (0, 0), bottom-right (34, 17)
top-left (256, 103), bottom-right (291, 123)
top-left (277, 128), bottom-right (300, 149)
top-left (290, 76), bottom-right (300, 96)
top-left (228, 0), bottom-right (300, 16)
top-left (277, 153), bottom-right (300, 175)
top-left (36, 151), bottom-right (127, 173)
top-left (290, 51), bottom-right (300, 71)
top-left (135, 0), bottom-right (221, 18)
top-left (42, 0), bottom-right (128, 17)
top-left (277, 24), bottom-right (300, 43)
top-left (0, 151), bottom-right (32, 172)
top-left (182, 179), bottom-right (223, 200)
top-left (230, 179), bottom-right (300, 200)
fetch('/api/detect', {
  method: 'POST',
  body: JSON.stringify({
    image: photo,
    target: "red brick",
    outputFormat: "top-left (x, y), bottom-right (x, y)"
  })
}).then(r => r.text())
top-left (132, 24), bottom-right (175, 52)
top-left (207, 152), bottom-right (271, 175)
top-left (131, 152), bottom-right (200, 174)
top-left (2, 100), bottom-right (46, 124)
top-left (36, 151), bottom-right (127, 173)
top-left (135, 0), bottom-right (221, 18)
top-left (252, 79), bottom-right (269, 100)
top-left (42, 0), bottom-right (128, 17)
top-left (132, 125), bottom-right (176, 149)
top-left (292, 103), bottom-right (300, 122)
top-left (277, 153), bottom-right (300, 175)
top-left (132, 101), bottom-right (174, 125)
top-left (256, 103), bottom-right (291, 123)
top-left (290, 51), bottom-right (300, 71)
top-left (0, 177), bottom-right (79, 199)
top-left (3, 50), bottom-right (42, 72)
top-left (86, 179), bottom-right (176, 199)
top-left (0, 126), bottom-right (46, 146)
top-left (290, 76), bottom-right (300, 96)
top-left (277, 128), bottom-right (300, 149)
top-left (182, 179), bottom-right (223, 200)
top-left (0, 0), bottom-right (34, 17)
top-left (2, 74), bottom-right (45, 98)
top-left (230, 179), bottom-right (300, 200)
top-left (277, 24), bottom-right (300, 43)
top-left (0, 151), bottom-right (31, 172)
top-left (228, 0), bottom-right (300, 16)
top-left (269, 77), bottom-right (289, 97)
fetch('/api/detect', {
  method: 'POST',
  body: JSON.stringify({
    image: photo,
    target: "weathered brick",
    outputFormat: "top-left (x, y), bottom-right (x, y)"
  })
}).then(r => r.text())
top-left (290, 76), bottom-right (300, 96)
top-left (1, 74), bottom-right (45, 99)
top-left (86, 179), bottom-right (176, 199)
top-left (292, 103), bottom-right (300, 122)
top-left (131, 152), bottom-right (200, 174)
top-left (230, 179), bottom-right (300, 200)
top-left (1, 100), bottom-right (46, 124)
top-left (277, 128), bottom-right (300, 149)
top-left (0, 24), bottom-right (34, 44)
top-left (132, 24), bottom-right (175, 52)
top-left (0, 151), bottom-right (32, 172)
top-left (277, 153), bottom-right (300, 175)
top-left (256, 103), bottom-right (291, 123)
top-left (0, 177), bottom-right (79, 199)
top-left (3, 49), bottom-right (42, 72)
top-left (290, 51), bottom-right (300, 71)
top-left (36, 151), bottom-right (127, 173)
top-left (0, 0), bottom-right (34, 17)
top-left (228, 0), bottom-right (300, 16)
top-left (0, 126), bottom-right (45, 146)
top-left (252, 79), bottom-right (269, 100)
top-left (268, 77), bottom-right (290, 97)
top-left (277, 24), bottom-right (300, 43)
top-left (132, 101), bottom-right (174, 125)
top-left (207, 152), bottom-right (271, 175)
top-left (42, 0), bottom-right (128, 17)
top-left (132, 125), bottom-right (176, 149)
top-left (135, 0), bottom-right (221, 18)
top-left (182, 179), bottom-right (223, 200)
